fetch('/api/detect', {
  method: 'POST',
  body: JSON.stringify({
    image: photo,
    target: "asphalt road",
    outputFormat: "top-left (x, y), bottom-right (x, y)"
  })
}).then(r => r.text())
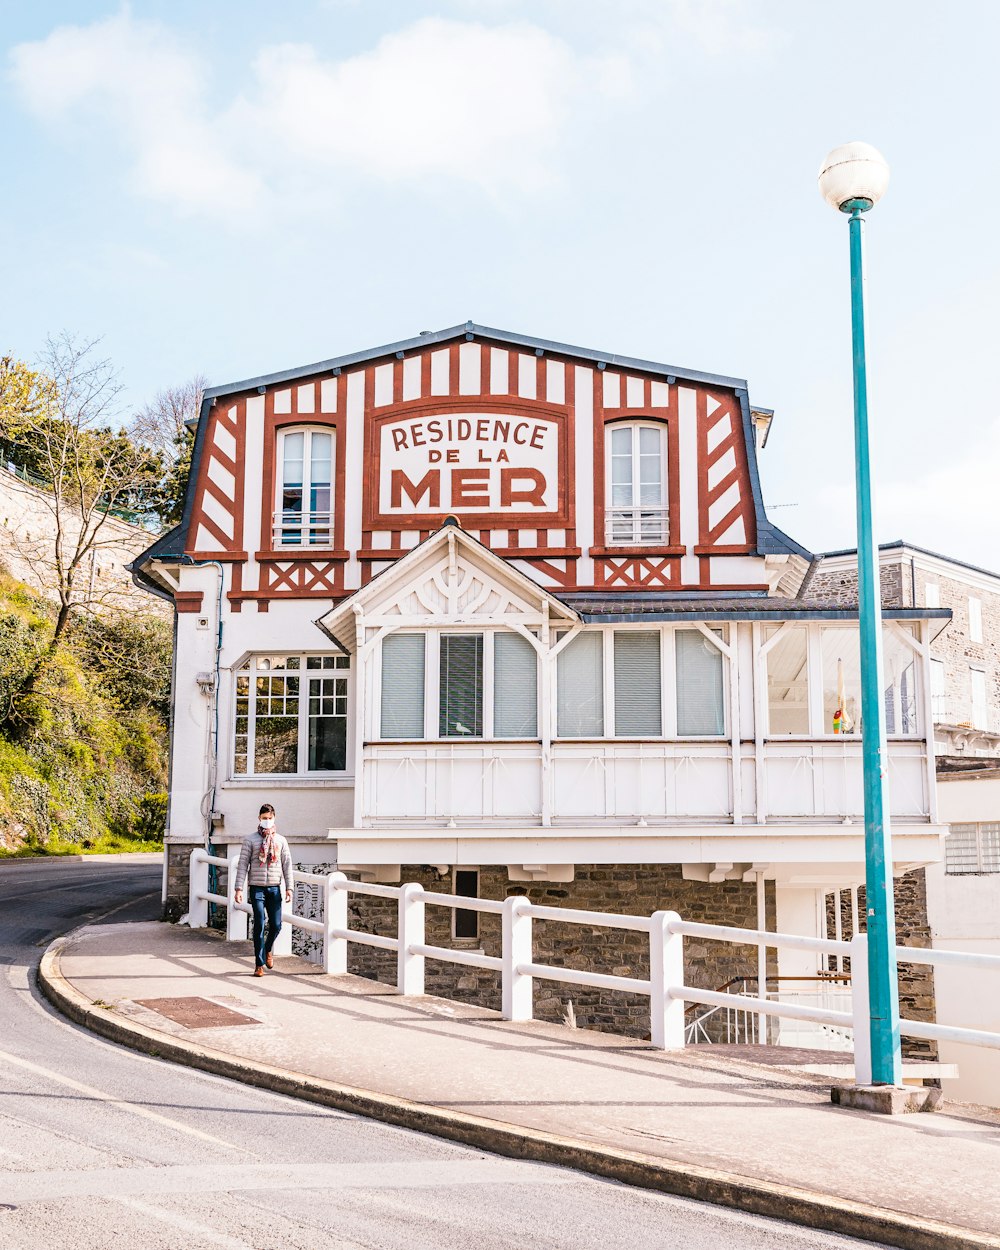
top-left (0, 857), bottom-right (879, 1250)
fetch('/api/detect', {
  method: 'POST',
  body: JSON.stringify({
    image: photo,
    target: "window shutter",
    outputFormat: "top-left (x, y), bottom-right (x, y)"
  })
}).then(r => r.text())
top-left (439, 635), bottom-right (483, 737)
top-left (380, 634), bottom-right (425, 738)
top-left (675, 629), bottom-right (724, 735)
top-left (494, 633), bottom-right (538, 737)
top-left (614, 632), bottom-right (661, 735)
top-left (557, 632), bottom-right (604, 736)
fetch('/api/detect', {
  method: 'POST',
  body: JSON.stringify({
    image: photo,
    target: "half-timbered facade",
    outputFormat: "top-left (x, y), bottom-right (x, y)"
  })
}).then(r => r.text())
top-left (134, 323), bottom-right (949, 1029)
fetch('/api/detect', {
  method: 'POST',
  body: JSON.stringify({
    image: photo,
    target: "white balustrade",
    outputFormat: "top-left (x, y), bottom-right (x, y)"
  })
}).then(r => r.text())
top-left (187, 849), bottom-right (1000, 1085)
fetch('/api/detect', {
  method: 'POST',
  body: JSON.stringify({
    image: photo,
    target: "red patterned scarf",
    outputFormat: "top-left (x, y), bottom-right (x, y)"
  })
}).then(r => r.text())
top-left (257, 827), bottom-right (278, 866)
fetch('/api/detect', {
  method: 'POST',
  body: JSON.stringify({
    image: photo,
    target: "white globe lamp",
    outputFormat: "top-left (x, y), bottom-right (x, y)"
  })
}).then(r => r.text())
top-left (818, 142), bottom-right (890, 213)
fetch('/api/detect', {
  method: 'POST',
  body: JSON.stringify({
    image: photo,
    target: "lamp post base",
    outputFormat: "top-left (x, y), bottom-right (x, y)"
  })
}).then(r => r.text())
top-left (831, 1084), bottom-right (942, 1115)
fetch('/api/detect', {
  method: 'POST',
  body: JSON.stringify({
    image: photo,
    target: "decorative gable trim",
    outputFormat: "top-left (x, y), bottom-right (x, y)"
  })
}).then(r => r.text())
top-left (316, 523), bottom-right (579, 649)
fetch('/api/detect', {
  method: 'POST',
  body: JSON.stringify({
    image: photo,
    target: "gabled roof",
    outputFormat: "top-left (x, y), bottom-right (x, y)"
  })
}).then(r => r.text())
top-left (316, 522), bottom-right (580, 649)
top-left (198, 320), bottom-right (749, 410)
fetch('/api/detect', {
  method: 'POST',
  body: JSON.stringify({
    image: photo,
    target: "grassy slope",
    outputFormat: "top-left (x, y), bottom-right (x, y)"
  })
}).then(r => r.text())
top-left (0, 569), bottom-right (170, 856)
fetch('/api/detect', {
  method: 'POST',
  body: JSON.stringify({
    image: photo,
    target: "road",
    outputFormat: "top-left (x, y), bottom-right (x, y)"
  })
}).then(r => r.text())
top-left (0, 857), bottom-right (878, 1250)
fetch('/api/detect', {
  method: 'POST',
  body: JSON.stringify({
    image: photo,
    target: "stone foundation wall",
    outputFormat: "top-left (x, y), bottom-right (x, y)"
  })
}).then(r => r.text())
top-left (825, 868), bottom-right (937, 1059)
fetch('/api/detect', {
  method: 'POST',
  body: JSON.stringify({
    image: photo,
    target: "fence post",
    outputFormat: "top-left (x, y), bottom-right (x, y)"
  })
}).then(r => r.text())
top-left (650, 910), bottom-right (685, 1049)
top-left (324, 872), bottom-right (349, 975)
top-left (502, 896), bottom-right (533, 1022)
top-left (226, 854), bottom-right (248, 941)
top-left (397, 882), bottom-right (425, 995)
top-left (850, 932), bottom-right (872, 1085)
top-left (270, 868), bottom-right (294, 957)
top-left (187, 850), bottom-right (209, 929)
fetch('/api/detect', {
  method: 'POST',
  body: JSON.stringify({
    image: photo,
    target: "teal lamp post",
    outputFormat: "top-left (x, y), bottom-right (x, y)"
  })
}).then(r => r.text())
top-left (818, 142), bottom-right (901, 1087)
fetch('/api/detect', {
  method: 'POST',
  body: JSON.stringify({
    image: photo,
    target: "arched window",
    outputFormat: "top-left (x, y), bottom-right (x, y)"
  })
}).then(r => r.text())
top-left (605, 422), bottom-right (668, 544)
top-left (275, 427), bottom-right (333, 546)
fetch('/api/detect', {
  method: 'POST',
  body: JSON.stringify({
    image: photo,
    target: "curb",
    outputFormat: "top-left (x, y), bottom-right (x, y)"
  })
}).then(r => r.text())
top-left (38, 932), bottom-right (1000, 1250)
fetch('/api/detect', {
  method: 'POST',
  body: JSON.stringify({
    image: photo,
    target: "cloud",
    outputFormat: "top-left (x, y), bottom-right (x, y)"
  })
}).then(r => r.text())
top-left (8, 13), bottom-right (262, 210)
top-left (238, 20), bottom-right (630, 192)
top-left (8, 12), bottom-right (630, 218)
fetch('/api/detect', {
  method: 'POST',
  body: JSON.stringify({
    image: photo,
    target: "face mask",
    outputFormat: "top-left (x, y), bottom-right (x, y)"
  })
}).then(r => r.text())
top-left (260, 818), bottom-right (275, 830)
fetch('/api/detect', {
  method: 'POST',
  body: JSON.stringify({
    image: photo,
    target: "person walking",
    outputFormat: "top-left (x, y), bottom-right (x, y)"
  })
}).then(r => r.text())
top-left (234, 804), bottom-right (293, 976)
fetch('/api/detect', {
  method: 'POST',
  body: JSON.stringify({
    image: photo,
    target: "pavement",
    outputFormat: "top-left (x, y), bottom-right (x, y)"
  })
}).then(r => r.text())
top-left (39, 919), bottom-right (1000, 1250)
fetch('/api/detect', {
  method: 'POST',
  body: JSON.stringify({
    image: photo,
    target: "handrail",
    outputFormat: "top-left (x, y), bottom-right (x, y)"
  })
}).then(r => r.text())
top-left (185, 849), bottom-right (1000, 1084)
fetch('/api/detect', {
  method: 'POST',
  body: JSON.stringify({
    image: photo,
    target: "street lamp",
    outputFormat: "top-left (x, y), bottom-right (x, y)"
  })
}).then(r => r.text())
top-left (818, 141), bottom-right (901, 1088)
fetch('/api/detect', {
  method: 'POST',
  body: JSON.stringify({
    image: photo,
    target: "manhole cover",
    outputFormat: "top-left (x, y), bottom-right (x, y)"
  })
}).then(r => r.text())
top-left (134, 997), bottom-right (259, 1029)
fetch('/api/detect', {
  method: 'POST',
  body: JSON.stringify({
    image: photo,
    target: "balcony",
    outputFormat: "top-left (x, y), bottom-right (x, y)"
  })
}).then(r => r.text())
top-left (605, 505), bottom-right (669, 545)
top-left (272, 509), bottom-right (334, 547)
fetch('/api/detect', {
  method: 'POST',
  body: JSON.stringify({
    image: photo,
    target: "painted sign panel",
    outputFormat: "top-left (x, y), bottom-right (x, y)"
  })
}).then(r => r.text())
top-left (377, 412), bottom-right (560, 515)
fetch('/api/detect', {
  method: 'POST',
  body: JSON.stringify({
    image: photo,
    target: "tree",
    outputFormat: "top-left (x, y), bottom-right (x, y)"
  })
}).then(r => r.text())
top-left (0, 334), bottom-right (165, 647)
top-left (0, 355), bottom-right (57, 475)
top-left (128, 375), bottom-right (204, 526)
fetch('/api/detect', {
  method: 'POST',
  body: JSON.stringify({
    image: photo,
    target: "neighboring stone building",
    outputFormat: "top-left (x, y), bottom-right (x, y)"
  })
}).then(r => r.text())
top-left (134, 323), bottom-right (948, 1044)
top-left (0, 462), bottom-right (164, 614)
top-left (807, 542), bottom-right (1000, 1099)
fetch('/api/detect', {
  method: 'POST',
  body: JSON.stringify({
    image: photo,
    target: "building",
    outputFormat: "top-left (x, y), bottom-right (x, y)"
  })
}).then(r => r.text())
top-left (132, 323), bottom-right (948, 1037)
top-left (807, 542), bottom-right (1000, 1099)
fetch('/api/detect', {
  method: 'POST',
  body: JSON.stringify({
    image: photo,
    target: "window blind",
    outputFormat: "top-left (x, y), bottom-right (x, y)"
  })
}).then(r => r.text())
top-left (614, 631), bottom-right (661, 735)
top-left (494, 633), bottom-right (538, 737)
top-left (439, 634), bottom-right (483, 737)
top-left (380, 634), bottom-right (425, 738)
top-left (675, 629), bottom-right (724, 736)
top-left (557, 632), bottom-right (603, 736)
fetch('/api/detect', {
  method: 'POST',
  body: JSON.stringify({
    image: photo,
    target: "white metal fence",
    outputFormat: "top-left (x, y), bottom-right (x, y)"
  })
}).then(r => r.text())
top-left (188, 849), bottom-right (1000, 1085)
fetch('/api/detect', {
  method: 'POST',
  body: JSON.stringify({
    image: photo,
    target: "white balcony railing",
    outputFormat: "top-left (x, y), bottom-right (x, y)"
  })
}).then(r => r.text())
top-left (605, 505), bottom-right (669, 545)
top-left (272, 509), bottom-right (334, 546)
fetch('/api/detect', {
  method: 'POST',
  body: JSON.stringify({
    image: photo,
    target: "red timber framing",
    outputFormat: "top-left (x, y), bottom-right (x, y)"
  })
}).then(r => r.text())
top-left (591, 367), bottom-right (684, 591)
top-left (179, 328), bottom-right (780, 606)
top-left (358, 339), bottom-right (579, 588)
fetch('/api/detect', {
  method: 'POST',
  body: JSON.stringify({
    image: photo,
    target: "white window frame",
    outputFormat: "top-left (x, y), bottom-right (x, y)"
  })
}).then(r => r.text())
top-left (274, 425), bottom-right (335, 547)
top-left (556, 625), bottom-right (729, 740)
top-left (929, 658), bottom-right (947, 722)
top-left (762, 622), bottom-right (922, 739)
top-left (232, 653), bottom-right (351, 778)
top-left (376, 630), bottom-right (541, 741)
top-left (970, 667), bottom-right (988, 729)
top-left (946, 822), bottom-right (1000, 874)
top-left (604, 420), bottom-right (669, 545)
top-left (969, 596), bottom-right (983, 644)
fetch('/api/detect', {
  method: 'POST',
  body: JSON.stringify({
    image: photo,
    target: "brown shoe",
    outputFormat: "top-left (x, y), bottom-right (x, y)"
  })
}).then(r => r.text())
top-left (254, 965), bottom-right (265, 977)
top-left (265, 952), bottom-right (274, 969)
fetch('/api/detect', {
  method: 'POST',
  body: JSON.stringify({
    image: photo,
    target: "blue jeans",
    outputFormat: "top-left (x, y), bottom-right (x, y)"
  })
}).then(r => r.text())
top-left (250, 885), bottom-right (283, 967)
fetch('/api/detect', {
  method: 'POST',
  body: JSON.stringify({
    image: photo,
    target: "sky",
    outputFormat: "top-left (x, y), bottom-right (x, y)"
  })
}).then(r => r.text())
top-left (2, 1), bottom-right (998, 567)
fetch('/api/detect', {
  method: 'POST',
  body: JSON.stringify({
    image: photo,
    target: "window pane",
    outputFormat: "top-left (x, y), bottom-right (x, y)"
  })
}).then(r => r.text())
top-left (676, 630), bottom-right (724, 735)
top-left (981, 823), bottom-right (1000, 873)
top-left (282, 432), bottom-right (303, 484)
top-left (820, 628), bottom-right (861, 735)
top-left (253, 672), bottom-right (299, 773)
top-left (381, 634), bottom-right (425, 738)
top-left (614, 632), bottom-right (661, 735)
top-left (494, 633), bottom-right (537, 737)
top-left (557, 632), bottom-right (603, 736)
top-left (883, 626), bottom-right (918, 735)
top-left (308, 676), bottom-right (347, 770)
top-left (930, 659), bottom-right (947, 721)
top-left (766, 627), bottom-right (809, 734)
top-left (439, 635), bottom-right (483, 737)
top-left (454, 869), bottom-right (479, 940)
top-left (946, 824), bottom-right (979, 874)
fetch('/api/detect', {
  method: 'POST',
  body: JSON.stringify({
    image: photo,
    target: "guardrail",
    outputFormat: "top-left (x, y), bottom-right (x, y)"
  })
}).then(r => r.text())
top-left (187, 849), bottom-right (1000, 1085)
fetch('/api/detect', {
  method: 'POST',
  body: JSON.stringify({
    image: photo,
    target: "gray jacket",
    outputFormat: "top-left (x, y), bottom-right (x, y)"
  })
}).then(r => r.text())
top-left (235, 831), bottom-right (293, 891)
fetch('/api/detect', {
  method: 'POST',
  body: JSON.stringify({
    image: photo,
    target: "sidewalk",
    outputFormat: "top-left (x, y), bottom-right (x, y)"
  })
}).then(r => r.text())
top-left (41, 920), bottom-right (1000, 1250)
